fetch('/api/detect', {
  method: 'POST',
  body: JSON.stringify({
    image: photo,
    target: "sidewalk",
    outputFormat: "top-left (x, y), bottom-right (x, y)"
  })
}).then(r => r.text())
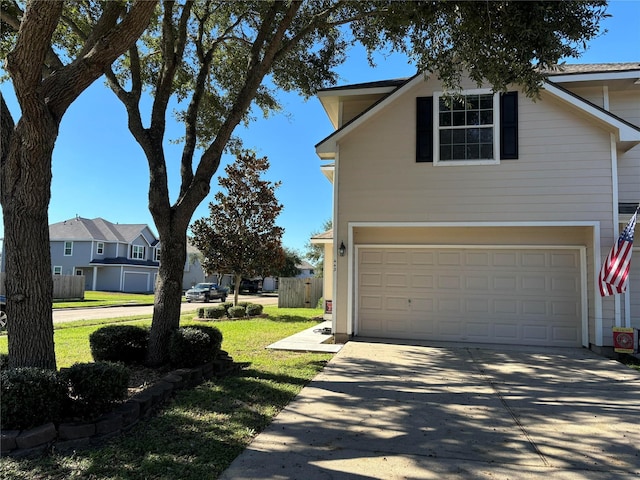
top-left (267, 321), bottom-right (343, 353)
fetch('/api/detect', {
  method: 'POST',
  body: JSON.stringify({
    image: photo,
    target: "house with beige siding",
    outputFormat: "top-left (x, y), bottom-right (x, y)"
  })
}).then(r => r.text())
top-left (314, 63), bottom-right (640, 353)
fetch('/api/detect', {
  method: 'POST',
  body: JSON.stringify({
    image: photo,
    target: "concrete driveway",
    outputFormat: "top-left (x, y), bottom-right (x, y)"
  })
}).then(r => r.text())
top-left (221, 341), bottom-right (640, 480)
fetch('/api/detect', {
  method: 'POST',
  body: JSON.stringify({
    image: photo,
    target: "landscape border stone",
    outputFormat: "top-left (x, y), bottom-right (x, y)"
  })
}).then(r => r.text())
top-left (1, 352), bottom-right (239, 458)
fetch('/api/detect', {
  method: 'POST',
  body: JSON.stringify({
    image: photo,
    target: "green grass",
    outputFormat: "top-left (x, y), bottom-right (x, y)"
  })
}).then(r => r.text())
top-left (53, 291), bottom-right (156, 309)
top-left (0, 307), bottom-right (332, 480)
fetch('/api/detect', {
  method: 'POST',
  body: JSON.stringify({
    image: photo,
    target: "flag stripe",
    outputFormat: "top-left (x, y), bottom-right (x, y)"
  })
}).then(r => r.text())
top-left (599, 209), bottom-right (637, 297)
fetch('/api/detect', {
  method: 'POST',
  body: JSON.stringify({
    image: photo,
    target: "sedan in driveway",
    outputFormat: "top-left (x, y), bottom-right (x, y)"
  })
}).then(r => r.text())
top-left (185, 283), bottom-right (228, 303)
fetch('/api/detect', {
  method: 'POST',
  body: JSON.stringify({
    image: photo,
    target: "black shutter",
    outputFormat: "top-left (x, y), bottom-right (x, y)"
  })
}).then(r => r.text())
top-left (500, 91), bottom-right (518, 159)
top-left (416, 97), bottom-right (433, 163)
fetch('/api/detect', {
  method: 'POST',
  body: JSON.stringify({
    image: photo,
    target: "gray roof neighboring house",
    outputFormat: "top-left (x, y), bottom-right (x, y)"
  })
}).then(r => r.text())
top-left (50, 217), bottom-right (158, 245)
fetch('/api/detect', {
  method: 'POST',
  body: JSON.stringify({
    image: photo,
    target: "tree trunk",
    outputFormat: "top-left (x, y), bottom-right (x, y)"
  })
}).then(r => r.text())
top-left (1, 117), bottom-right (58, 369)
top-left (233, 273), bottom-right (242, 306)
top-left (145, 214), bottom-right (188, 366)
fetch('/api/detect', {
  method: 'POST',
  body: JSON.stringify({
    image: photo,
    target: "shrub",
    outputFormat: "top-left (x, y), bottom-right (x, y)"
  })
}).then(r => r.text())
top-left (228, 305), bottom-right (246, 318)
top-left (246, 303), bottom-right (263, 316)
top-left (197, 307), bottom-right (205, 318)
top-left (211, 305), bottom-right (227, 319)
top-left (316, 296), bottom-right (324, 309)
top-left (222, 302), bottom-right (233, 314)
top-left (89, 325), bottom-right (149, 364)
top-left (204, 307), bottom-right (216, 319)
top-left (62, 362), bottom-right (130, 419)
top-left (237, 301), bottom-right (250, 308)
top-left (0, 353), bottom-right (8, 370)
top-left (169, 325), bottom-right (223, 367)
top-left (1, 367), bottom-right (68, 430)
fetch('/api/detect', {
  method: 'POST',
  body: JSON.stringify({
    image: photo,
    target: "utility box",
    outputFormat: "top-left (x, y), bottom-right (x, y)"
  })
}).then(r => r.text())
top-left (612, 327), bottom-right (638, 354)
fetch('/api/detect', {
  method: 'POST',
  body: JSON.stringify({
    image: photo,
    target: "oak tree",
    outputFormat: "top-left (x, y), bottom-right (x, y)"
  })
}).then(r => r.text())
top-left (0, 0), bottom-right (157, 368)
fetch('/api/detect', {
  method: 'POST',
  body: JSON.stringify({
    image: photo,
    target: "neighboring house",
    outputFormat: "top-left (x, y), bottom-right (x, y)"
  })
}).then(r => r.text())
top-left (44, 216), bottom-right (161, 293)
top-left (314, 63), bottom-right (640, 353)
top-left (262, 262), bottom-right (317, 292)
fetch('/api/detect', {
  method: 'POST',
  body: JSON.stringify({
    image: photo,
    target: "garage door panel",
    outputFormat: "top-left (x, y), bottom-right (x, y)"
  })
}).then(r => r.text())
top-left (357, 247), bottom-right (582, 347)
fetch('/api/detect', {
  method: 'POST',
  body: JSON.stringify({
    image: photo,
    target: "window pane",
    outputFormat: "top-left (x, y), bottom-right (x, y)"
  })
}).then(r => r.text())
top-left (480, 144), bottom-right (494, 159)
top-left (440, 130), bottom-right (452, 144)
top-left (480, 128), bottom-right (493, 143)
top-left (439, 112), bottom-right (451, 127)
top-left (466, 111), bottom-right (479, 125)
top-left (480, 110), bottom-right (493, 125)
top-left (466, 128), bottom-right (480, 143)
top-left (467, 145), bottom-right (480, 160)
top-left (440, 145), bottom-right (452, 160)
top-left (452, 111), bottom-right (466, 126)
top-left (439, 98), bottom-right (451, 112)
top-left (480, 94), bottom-right (493, 109)
top-left (452, 129), bottom-right (465, 144)
top-left (453, 145), bottom-right (466, 159)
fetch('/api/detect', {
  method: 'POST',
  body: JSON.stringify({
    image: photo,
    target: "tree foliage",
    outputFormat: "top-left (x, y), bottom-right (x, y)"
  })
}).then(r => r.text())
top-left (306, 219), bottom-right (332, 278)
top-left (0, 0), bottom-right (157, 369)
top-left (190, 151), bottom-right (284, 305)
top-left (0, 0), bottom-right (609, 367)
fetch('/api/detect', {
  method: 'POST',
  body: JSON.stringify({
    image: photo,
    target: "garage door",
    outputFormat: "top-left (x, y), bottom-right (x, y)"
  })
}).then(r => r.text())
top-left (357, 247), bottom-right (582, 347)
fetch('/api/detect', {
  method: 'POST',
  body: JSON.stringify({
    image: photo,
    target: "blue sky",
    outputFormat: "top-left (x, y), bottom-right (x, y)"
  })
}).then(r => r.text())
top-left (1, 0), bottom-right (639, 255)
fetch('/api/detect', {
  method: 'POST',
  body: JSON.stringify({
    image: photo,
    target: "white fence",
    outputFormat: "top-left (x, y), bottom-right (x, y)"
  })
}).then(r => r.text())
top-left (277, 277), bottom-right (323, 308)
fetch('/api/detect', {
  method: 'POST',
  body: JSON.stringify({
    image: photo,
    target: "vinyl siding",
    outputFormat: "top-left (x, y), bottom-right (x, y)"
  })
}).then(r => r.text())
top-left (611, 90), bottom-right (640, 204)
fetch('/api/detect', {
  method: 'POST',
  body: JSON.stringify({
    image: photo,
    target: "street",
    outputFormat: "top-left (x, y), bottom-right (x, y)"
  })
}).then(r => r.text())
top-left (52, 294), bottom-right (278, 323)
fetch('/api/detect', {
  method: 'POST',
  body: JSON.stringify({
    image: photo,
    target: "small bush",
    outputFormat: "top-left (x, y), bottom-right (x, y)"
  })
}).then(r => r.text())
top-left (0, 353), bottom-right (8, 370)
top-left (169, 326), bottom-right (223, 367)
top-left (237, 301), bottom-right (250, 308)
top-left (316, 297), bottom-right (324, 309)
top-left (90, 325), bottom-right (149, 365)
top-left (228, 305), bottom-right (246, 318)
top-left (211, 305), bottom-right (227, 319)
top-left (222, 302), bottom-right (233, 314)
top-left (246, 303), bottom-right (263, 316)
top-left (204, 307), bottom-right (216, 319)
top-left (1, 367), bottom-right (68, 430)
top-left (197, 307), bottom-right (205, 318)
top-left (62, 362), bottom-right (130, 419)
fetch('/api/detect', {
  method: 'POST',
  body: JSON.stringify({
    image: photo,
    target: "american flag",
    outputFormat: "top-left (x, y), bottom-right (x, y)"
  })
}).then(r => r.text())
top-left (599, 207), bottom-right (638, 296)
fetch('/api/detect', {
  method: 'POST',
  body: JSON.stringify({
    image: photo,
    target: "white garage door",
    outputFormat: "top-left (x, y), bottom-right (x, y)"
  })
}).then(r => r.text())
top-left (357, 247), bottom-right (582, 347)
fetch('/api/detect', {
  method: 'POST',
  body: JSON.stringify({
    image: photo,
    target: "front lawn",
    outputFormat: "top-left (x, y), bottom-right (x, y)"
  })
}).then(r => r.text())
top-left (53, 290), bottom-right (157, 309)
top-left (0, 307), bottom-right (332, 480)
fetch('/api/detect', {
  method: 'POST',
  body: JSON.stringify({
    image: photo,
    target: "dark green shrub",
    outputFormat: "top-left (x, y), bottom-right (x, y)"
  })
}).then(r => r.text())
top-left (210, 305), bottom-right (227, 319)
top-left (228, 305), bottom-right (246, 318)
top-left (197, 307), bottom-right (205, 318)
top-left (237, 301), bottom-right (250, 308)
top-left (169, 326), bottom-right (223, 367)
top-left (222, 302), bottom-right (233, 313)
top-left (61, 362), bottom-right (130, 419)
top-left (205, 307), bottom-right (216, 319)
top-left (1, 367), bottom-right (68, 430)
top-left (89, 325), bottom-right (149, 364)
top-left (246, 303), bottom-right (263, 316)
top-left (0, 353), bottom-right (8, 370)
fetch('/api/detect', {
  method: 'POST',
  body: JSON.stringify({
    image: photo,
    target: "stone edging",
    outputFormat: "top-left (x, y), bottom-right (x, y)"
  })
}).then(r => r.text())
top-left (1, 352), bottom-right (238, 458)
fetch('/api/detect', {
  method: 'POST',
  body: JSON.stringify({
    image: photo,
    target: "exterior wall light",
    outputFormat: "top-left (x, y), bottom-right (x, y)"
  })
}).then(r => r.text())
top-left (339, 241), bottom-right (346, 256)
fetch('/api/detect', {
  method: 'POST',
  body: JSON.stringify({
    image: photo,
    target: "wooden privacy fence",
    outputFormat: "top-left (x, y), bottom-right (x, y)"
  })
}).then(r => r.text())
top-left (278, 277), bottom-right (323, 308)
top-left (0, 273), bottom-right (85, 300)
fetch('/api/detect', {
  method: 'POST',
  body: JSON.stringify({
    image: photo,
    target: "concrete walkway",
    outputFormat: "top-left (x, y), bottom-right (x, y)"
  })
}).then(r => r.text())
top-left (267, 321), bottom-right (343, 353)
top-left (221, 341), bottom-right (640, 479)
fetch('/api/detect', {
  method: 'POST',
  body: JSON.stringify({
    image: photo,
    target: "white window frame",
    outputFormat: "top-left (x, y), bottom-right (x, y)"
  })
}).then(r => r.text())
top-left (64, 241), bottom-right (73, 256)
top-left (53, 266), bottom-right (62, 275)
top-left (433, 89), bottom-right (500, 166)
top-left (75, 268), bottom-right (83, 276)
top-left (96, 242), bottom-right (104, 255)
top-left (154, 248), bottom-right (161, 262)
top-left (131, 245), bottom-right (145, 260)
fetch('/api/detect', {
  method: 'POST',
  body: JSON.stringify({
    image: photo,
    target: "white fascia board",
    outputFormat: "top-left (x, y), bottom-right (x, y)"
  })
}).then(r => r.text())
top-left (542, 81), bottom-right (640, 143)
top-left (548, 71), bottom-right (640, 83)
top-left (316, 86), bottom-right (398, 98)
top-left (320, 164), bottom-right (334, 183)
top-left (315, 75), bottom-right (426, 158)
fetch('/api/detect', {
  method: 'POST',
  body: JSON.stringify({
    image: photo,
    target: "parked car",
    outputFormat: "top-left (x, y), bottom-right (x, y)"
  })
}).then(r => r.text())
top-left (185, 283), bottom-right (228, 303)
top-left (239, 279), bottom-right (261, 294)
top-left (0, 295), bottom-right (6, 330)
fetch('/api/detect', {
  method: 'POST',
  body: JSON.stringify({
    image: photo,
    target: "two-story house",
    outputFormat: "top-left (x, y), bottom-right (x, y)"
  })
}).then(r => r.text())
top-left (47, 216), bottom-right (161, 293)
top-left (315, 63), bottom-right (640, 354)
